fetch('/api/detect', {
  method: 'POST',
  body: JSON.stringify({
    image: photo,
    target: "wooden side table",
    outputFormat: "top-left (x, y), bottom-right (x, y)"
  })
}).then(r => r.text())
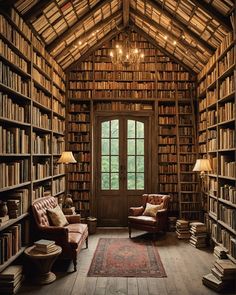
top-left (24, 245), bottom-right (62, 285)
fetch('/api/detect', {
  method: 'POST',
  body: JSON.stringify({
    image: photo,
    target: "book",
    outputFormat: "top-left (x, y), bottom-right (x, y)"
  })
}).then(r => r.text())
top-left (0, 215), bottom-right (9, 224)
top-left (34, 239), bottom-right (55, 249)
top-left (211, 267), bottom-right (235, 281)
top-left (215, 259), bottom-right (236, 275)
top-left (202, 273), bottom-right (225, 292)
top-left (0, 265), bottom-right (22, 280)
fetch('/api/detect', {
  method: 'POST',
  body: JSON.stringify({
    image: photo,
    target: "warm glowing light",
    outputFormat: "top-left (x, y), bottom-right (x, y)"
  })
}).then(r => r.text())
top-left (173, 40), bottom-right (177, 45)
top-left (78, 41), bottom-right (82, 45)
top-left (164, 35), bottom-right (168, 40)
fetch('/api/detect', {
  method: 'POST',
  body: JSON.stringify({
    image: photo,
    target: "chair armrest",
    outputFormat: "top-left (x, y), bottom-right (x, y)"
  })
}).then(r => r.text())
top-left (129, 206), bottom-right (144, 216)
top-left (37, 225), bottom-right (69, 244)
top-left (156, 209), bottom-right (167, 215)
top-left (65, 214), bottom-right (81, 224)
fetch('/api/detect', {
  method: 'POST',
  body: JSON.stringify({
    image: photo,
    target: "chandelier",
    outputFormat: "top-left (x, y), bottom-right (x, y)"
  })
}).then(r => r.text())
top-left (110, 34), bottom-right (144, 67)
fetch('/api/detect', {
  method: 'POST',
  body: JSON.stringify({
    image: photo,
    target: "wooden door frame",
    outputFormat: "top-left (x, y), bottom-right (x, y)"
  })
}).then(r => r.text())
top-left (92, 111), bottom-right (153, 224)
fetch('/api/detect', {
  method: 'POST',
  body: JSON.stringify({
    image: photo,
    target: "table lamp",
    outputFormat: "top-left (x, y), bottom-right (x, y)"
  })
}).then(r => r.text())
top-left (193, 159), bottom-right (212, 178)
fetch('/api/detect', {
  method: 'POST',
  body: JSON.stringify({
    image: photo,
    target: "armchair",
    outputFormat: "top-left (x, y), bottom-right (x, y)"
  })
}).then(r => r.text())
top-left (31, 196), bottom-right (88, 271)
top-left (128, 194), bottom-right (170, 238)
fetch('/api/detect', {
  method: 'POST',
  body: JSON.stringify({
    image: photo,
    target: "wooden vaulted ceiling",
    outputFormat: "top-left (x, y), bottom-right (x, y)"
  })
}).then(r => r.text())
top-left (9, 0), bottom-right (235, 72)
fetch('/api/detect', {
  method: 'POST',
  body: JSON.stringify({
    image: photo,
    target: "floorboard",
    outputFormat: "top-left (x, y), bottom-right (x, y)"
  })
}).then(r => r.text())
top-left (19, 229), bottom-right (235, 295)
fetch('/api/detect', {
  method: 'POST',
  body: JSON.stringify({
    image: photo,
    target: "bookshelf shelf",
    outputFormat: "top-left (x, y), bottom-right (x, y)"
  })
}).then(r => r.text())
top-left (0, 213), bottom-right (28, 232)
top-left (0, 246), bottom-right (27, 273)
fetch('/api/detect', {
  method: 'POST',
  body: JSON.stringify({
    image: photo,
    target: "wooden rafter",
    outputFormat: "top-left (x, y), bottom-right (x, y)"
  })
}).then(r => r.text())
top-left (131, 8), bottom-right (207, 65)
top-left (54, 10), bottom-right (121, 60)
top-left (131, 23), bottom-right (197, 74)
top-left (123, 0), bottom-right (129, 27)
top-left (146, 0), bottom-right (216, 54)
top-left (46, 0), bottom-right (112, 52)
top-left (190, 0), bottom-right (232, 31)
top-left (24, 0), bottom-right (54, 22)
top-left (66, 27), bottom-right (119, 71)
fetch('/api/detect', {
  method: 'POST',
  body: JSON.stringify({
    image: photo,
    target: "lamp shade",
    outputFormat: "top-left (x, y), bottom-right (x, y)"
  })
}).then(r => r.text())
top-left (57, 151), bottom-right (77, 164)
top-left (193, 159), bottom-right (212, 172)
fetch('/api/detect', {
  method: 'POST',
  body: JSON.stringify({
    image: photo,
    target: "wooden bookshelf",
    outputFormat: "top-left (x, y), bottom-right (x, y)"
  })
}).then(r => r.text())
top-left (0, 9), bottom-right (66, 271)
top-left (67, 31), bottom-right (198, 221)
top-left (197, 31), bottom-right (236, 262)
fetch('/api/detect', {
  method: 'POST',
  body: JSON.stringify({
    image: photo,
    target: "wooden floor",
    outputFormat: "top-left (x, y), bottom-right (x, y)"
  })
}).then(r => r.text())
top-left (19, 229), bottom-right (235, 295)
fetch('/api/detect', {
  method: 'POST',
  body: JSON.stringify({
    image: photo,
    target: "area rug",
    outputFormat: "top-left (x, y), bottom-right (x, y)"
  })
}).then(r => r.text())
top-left (87, 238), bottom-right (167, 277)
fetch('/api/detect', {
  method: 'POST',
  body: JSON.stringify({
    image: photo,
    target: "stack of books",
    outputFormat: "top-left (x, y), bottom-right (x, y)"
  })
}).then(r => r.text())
top-left (168, 216), bottom-right (177, 232)
top-left (203, 259), bottom-right (236, 292)
top-left (176, 219), bottom-right (190, 239)
top-left (0, 265), bottom-right (23, 294)
top-left (34, 239), bottom-right (57, 254)
top-left (214, 246), bottom-right (228, 259)
top-left (189, 222), bottom-right (207, 248)
top-left (0, 215), bottom-right (9, 225)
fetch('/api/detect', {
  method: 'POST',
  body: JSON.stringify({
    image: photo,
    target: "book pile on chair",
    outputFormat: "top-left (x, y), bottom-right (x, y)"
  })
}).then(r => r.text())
top-left (168, 216), bottom-right (177, 232)
top-left (34, 239), bottom-right (57, 254)
top-left (0, 265), bottom-right (24, 294)
top-left (176, 219), bottom-right (190, 239)
top-left (189, 222), bottom-right (207, 248)
top-left (214, 246), bottom-right (227, 259)
top-left (202, 259), bottom-right (236, 292)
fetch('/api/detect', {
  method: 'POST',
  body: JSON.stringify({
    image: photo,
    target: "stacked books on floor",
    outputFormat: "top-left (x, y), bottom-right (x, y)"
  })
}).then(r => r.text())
top-left (214, 246), bottom-right (228, 259)
top-left (189, 222), bottom-right (207, 248)
top-left (0, 265), bottom-right (24, 294)
top-left (203, 259), bottom-right (236, 292)
top-left (34, 239), bottom-right (57, 254)
top-left (168, 216), bottom-right (177, 232)
top-left (176, 219), bottom-right (190, 239)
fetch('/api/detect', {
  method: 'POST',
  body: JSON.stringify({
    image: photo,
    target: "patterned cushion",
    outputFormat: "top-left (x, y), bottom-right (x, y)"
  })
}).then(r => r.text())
top-left (47, 205), bottom-right (69, 227)
top-left (142, 202), bottom-right (163, 217)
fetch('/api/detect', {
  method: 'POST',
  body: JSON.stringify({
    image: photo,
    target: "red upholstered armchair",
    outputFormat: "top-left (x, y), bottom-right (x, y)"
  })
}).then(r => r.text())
top-left (128, 194), bottom-right (170, 238)
top-left (31, 196), bottom-right (88, 271)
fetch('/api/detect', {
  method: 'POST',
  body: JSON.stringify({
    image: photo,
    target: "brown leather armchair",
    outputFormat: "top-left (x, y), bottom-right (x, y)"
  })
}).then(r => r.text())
top-left (31, 196), bottom-right (88, 271)
top-left (128, 194), bottom-right (170, 238)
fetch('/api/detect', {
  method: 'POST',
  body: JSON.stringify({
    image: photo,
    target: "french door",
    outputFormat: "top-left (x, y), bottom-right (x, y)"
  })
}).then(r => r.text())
top-left (95, 115), bottom-right (150, 226)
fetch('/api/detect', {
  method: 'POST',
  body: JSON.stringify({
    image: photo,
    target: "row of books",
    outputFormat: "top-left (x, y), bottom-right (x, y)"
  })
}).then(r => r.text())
top-left (32, 161), bottom-right (50, 180)
top-left (189, 222), bottom-right (207, 248)
top-left (32, 106), bottom-right (50, 129)
top-left (67, 162), bottom-right (90, 172)
top-left (71, 191), bottom-right (90, 201)
top-left (74, 152), bottom-right (91, 162)
top-left (220, 185), bottom-right (236, 204)
top-left (32, 186), bottom-right (51, 202)
top-left (68, 113), bottom-right (90, 122)
top-left (52, 177), bottom-right (65, 195)
top-left (0, 126), bottom-right (29, 154)
top-left (218, 101), bottom-right (235, 122)
top-left (69, 182), bottom-right (90, 190)
top-left (53, 99), bottom-right (65, 117)
top-left (209, 197), bottom-right (217, 216)
top-left (207, 109), bottom-right (217, 125)
top-left (218, 204), bottom-right (236, 231)
top-left (0, 15), bottom-right (31, 59)
top-left (32, 67), bottom-right (51, 93)
top-left (219, 75), bottom-right (235, 98)
top-left (159, 154), bottom-right (177, 162)
top-left (52, 116), bottom-right (65, 133)
top-left (32, 86), bottom-right (51, 109)
top-left (0, 62), bottom-right (29, 96)
top-left (159, 163), bottom-right (177, 173)
top-left (33, 51), bottom-right (51, 77)
top-left (52, 71), bottom-right (65, 92)
top-left (181, 203), bottom-right (202, 211)
top-left (67, 133), bottom-right (90, 142)
top-left (52, 85), bottom-right (65, 103)
top-left (32, 133), bottom-right (50, 154)
top-left (158, 145), bottom-right (176, 153)
top-left (219, 128), bottom-right (235, 149)
top-left (206, 68), bottom-right (217, 85)
top-left (52, 136), bottom-right (65, 154)
top-left (218, 46), bottom-right (235, 76)
top-left (0, 224), bottom-right (22, 264)
top-left (68, 123), bottom-right (90, 132)
top-left (158, 116), bottom-right (176, 124)
top-left (68, 173), bottom-right (90, 181)
top-left (0, 92), bottom-right (28, 123)
top-left (220, 156), bottom-right (236, 178)
top-left (0, 160), bottom-right (29, 189)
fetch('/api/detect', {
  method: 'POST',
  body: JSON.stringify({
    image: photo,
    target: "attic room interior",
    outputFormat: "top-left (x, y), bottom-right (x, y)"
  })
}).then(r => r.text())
top-left (0, 0), bottom-right (235, 294)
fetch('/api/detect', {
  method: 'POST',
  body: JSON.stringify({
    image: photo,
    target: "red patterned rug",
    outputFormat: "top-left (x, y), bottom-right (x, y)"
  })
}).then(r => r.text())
top-left (87, 238), bottom-right (167, 277)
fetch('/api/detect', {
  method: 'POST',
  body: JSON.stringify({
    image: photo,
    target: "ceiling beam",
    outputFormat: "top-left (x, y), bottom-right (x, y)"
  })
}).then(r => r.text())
top-left (146, 0), bottom-right (216, 54)
top-left (190, 0), bottom-right (232, 31)
top-left (131, 23), bottom-right (197, 74)
top-left (66, 27), bottom-right (119, 72)
top-left (54, 10), bottom-right (121, 60)
top-left (123, 0), bottom-right (129, 27)
top-left (47, 0), bottom-right (112, 52)
top-left (131, 8), bottom-right (206, 65)
top-left (24, 0), bottom-right (54, 22)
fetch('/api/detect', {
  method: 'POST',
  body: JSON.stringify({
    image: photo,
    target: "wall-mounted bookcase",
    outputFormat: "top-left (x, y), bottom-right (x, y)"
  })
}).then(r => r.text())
top-left (0, 9), bottom-right (66, 272)
top-left (197, 31), bottom-right (236, 263)
top-left (67, 31), bottom-right (198, 221)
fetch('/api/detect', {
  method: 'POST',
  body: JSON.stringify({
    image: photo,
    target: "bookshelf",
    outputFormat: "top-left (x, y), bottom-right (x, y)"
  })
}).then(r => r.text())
top-left (197, 32), bottom-right (236, 262)
top-left (0, 9), bottom-right (66, 271)
top-left (67, 31), bottom-right (198, 221)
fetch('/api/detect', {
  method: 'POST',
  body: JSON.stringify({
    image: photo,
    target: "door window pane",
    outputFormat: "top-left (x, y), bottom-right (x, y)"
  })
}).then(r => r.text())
top-left (137, 121), bottom-right (144, 138)
top-left (136, 139), bottom-right (144, 155)
top-left (102, 121), bottom-right (109, 138)
top-left (127, 173), bottom-right (135, 190)
top-left (136, 156), bottom-right (144, 172)
top-left (101, 156), bottom-right (109, 172)
top-left (128, 120), bottom-right (135, 138)
top-left (127, 156), bottom-right (135, 172)
top-left (101, 120), bottom-right (119, 190)
top-left (136, 173), bottom-right (144, 189)
top-left (127, 139), bottom-right (135, 155)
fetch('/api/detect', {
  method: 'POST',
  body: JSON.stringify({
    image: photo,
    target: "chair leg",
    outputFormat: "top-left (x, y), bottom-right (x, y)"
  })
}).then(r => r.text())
top-left (85, 237), bottom-right (88, 248)
top-left (73, 254), bottom-right (77, 272)
top-left (128, 226), bottom-right (131, 238)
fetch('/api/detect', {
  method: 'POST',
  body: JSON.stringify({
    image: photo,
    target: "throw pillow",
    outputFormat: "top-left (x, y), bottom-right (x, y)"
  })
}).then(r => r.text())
top-left (142, 203), bottom-right (163, 217)
top-left (47, 205), bottom-right (69, 227)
